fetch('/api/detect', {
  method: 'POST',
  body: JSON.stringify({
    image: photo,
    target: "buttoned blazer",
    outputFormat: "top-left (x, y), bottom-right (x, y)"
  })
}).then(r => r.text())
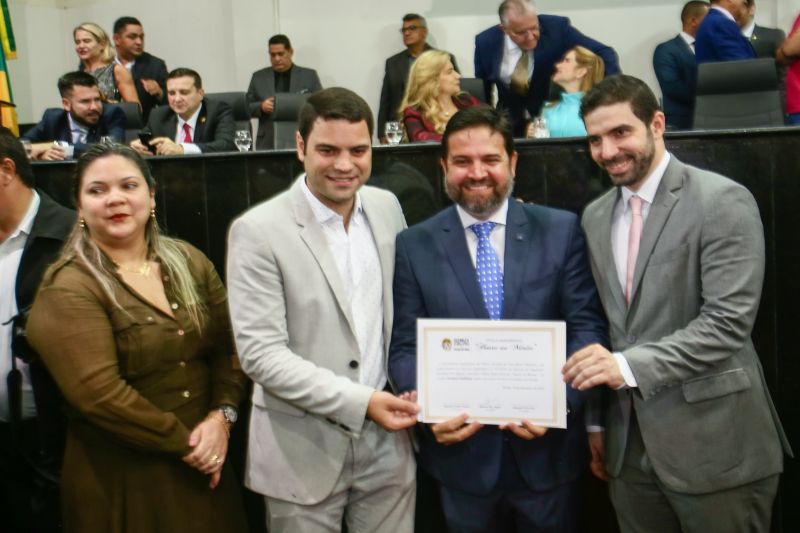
top-left (474, 18), bottom-right (620, 136)
top-left (653, 35), bottom-right (698, 130)
top-left (581, 156), bottom-right (791, 494)
top-left (226, 178), bottom-right (406, 504)
top-left (246, 65), bottom-right (322, 149)
top-left (695, 8), bottom-right (756, 63)
top-left (21, 107), bottom-right (125, 155)
top-left (130, 51), bottom-right (168, 120)
top-left (389, 199), bottom-right (608, 495)
top-left (142, 98), bottom-right (236, 153)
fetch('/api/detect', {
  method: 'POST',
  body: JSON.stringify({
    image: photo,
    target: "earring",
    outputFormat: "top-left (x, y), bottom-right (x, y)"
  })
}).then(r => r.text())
top-left (79, 218), bottom-right (85, 228)
top-left (150, 209), bottom-right (156, 219)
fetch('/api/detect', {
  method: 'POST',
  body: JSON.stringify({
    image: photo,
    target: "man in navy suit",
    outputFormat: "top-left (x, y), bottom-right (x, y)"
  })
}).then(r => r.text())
top-left (695, 0), bottom-right (755, 62)
top-left (389, 105), bottom-right (608, 531)
top-left (653, 1), bottom-right (710, 129)
top-left (474, 0), bottom-right (620, 136)
top-left (130, 67), bottom-right (235, 155)
top-left (113, 16), bottom-right (169, 121)
top-left (22, 71), bottom-right (125, 161)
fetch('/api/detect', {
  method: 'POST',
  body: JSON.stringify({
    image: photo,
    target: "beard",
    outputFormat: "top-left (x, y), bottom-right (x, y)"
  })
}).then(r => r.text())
top-left (603, 130), bottom-right (656, 189)
top-left (72, 111), bottom-right (101, 128)
top-left (445, 174), bottom-right (515, 218)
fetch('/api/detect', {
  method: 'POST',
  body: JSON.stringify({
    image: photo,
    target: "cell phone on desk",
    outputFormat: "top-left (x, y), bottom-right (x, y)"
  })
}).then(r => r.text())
top-left (138, 132), bottom-right (156, 154)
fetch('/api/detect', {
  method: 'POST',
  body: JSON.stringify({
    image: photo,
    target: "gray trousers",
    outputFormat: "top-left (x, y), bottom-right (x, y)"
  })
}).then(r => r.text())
top-left (609, 416), bottom-right (779, 533)
top-left (265, 420), bottom-right (415, 533)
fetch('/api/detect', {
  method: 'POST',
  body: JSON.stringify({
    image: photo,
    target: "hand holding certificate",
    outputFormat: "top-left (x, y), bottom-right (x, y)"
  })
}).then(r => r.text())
top-left (416, 318), bottom-right (567, 428)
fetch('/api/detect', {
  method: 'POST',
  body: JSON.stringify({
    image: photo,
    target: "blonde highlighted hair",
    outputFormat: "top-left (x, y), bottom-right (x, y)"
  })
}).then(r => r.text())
top-left (399, 50), bottom-right (460, 136)
top-left (73, 22), bottom-right (115, 63)
top-left (571, 45), bottom-right (605, 93)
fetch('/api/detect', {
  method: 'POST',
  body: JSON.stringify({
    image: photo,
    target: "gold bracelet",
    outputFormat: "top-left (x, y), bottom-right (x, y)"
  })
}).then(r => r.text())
top-left (206, 412), bottom-right (231, 439)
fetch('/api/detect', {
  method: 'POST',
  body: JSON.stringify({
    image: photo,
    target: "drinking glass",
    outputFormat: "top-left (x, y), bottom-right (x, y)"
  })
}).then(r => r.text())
top-left (99, 136), bottom-right (115, 144)
top-left (531, 117), bottom-right (550, 139)
top-left (20, 139), bottom-right (33, 160)
top-left (235, 130), bottom-right (252, 152)
top-left (385, 122), bottom-right (403, 145)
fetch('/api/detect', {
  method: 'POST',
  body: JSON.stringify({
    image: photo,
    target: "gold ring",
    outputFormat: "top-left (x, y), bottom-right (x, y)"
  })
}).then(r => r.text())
top-left (210, 454), bottom-right (219, 462)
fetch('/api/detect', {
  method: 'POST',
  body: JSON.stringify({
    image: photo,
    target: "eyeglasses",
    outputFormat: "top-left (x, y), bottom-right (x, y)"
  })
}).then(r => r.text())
top-left (400, 25), bottom-right (423, 33)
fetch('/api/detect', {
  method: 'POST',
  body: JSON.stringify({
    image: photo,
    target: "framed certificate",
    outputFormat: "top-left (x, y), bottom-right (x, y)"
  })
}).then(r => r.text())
top-left (416, 318), bottom-right (567, 428)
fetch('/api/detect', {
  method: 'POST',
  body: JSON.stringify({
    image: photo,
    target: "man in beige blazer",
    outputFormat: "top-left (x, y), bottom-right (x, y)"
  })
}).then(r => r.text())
top-left (227, 87), bottom-right (418, 532)
top-left (562, 75), bottom-right (791, 532)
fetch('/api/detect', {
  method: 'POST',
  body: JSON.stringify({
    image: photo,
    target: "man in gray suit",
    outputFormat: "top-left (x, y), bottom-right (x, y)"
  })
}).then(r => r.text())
top-left (562, 75), bottom-right (791, 532)
top-left (227, 87), bottom-right (417, 532)
top-left (247, 34), bottom-right (322, 150)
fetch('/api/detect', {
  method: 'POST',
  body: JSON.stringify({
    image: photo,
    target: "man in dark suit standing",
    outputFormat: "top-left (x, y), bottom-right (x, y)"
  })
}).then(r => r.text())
top-left (389, 105), bottom-right (608, 531)
top-left (474, 0), bottom-right (619, 136)
top-left (113, 16), bottom-right (169, 121)
top-left (377, 14), bottom-right (458, 144)
top-left (0, 127), bottom-right (74, 533)
top-left (564, 74), bottom-right (790, 532)
top-left (22, 71), bottom-right (125, 160)
top-left (131, 67), bottom-right (235, 155)
top-left (246, 34), bottom-right (322, 150)
top-left (695, 0), bottom-right (755, 62)
top-left (653, 1), bottom-right (710, 130)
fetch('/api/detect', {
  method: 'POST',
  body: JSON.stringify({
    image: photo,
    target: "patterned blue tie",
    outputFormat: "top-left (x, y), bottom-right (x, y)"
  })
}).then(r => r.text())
top-left (470, 222), bottom-right (504, 320)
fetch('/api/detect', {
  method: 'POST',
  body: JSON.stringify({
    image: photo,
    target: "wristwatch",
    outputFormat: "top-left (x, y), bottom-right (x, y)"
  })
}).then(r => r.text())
top-left (217, 405), bottom-right (238, 426)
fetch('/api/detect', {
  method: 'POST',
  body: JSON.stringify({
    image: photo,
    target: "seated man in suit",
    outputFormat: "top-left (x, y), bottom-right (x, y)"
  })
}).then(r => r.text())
top-left (474, 0), bottom-right (619, 136)
top-left (131, 67), bottom-right (235, 155)
top-left (695, 0), bottom-right (755, 62)
top-left (246, 34), bottom-right (322, 150)
top-left (389, 105), bottom-right (608, 531)
top-left (22, 71), bottom-right (125, 161)
top-left (377, 13), bottom-right (458, 144)
top-left (113, 16), bottom-right (169, 121)
top-left (653, 1), bottom-right (710, 130)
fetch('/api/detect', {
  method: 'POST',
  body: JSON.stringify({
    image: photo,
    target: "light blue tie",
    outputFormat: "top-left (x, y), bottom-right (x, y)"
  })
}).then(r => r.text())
top-left (470, 222), bottom-right (504, 320)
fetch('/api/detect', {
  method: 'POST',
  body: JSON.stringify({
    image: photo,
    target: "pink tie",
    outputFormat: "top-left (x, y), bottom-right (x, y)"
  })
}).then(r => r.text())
top-left (625, 195), bottom-right (644, 305)
top-left (182, 123), bottom-right (192, 143)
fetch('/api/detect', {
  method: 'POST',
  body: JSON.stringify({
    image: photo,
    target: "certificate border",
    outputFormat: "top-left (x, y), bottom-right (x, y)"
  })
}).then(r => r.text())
top-left (417, 319), bottom-right (566, 427)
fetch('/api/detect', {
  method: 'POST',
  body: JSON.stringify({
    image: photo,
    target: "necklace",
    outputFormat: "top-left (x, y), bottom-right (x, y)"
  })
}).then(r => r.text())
top-left (116, 261), bottom-right (152, 277)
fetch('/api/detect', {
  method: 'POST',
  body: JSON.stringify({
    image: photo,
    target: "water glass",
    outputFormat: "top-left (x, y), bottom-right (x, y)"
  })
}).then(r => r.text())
top-left (99, 136), bottom-right (115, 144)
top-left (385, 122), bottom-right (402, 145)
top-left (531, 117), bottom-right (550, 139)
top-left (55, 140), bottom-right (75, 159)
top-left (20, 139), bottom-right (32, 160)
top-left (235, 130), bottom-right (252, 152)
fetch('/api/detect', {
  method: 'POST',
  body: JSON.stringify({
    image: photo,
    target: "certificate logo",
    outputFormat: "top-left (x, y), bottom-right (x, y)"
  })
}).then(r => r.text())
top-left (441, 338), bottom-right (452, 351)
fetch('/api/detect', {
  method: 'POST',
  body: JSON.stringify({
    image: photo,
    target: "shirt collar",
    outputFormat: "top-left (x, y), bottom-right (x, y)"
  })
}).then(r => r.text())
top-left (679, 31), bottom-right (695, 49)
top-left (742, 20), bottom-right (756, 38)
top-left (456, 199), bottom-right (509, 230)
top-left (67, 113), bottom-right (89, 137)
top-left (177, 104), bottom-right (202, 132)
top-left (504, 33), bottom-right (524, 55)
top-left (711, 5), bottom-right (736, 23)
top-left (620, 152), bottom-right (670, 209)
top-left (114, 56), bottom-right (135, 70)
top-left (301, 174), bottom-right (363, 226)
top-left (6, 191), bottom-right (40, 243)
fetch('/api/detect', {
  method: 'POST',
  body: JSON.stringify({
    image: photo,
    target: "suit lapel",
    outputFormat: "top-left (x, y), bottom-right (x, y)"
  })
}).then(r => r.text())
top-left (290, 178), bottom-right (359, 339)
top-left (439, 207), bottom-right (489, 318)
top-left (628, 158), bottom-right (683, 309)
top-left (194, 101), bottom-right (208, 142)
top-left (502, 200), bottom-right (529, 318)
top-left (592, 189), bottom-right (627, 316)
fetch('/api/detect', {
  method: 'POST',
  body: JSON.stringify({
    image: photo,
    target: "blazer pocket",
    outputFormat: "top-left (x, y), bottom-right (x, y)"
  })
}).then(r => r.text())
top-left (682, 368), bottom-right (751, 403)
top-left (648, 242), bottom-right (690, 266)
top-left (252, 385), bottom-right (307, 418)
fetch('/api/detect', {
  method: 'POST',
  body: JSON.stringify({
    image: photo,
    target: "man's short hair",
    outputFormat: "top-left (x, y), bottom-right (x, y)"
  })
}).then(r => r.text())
top-left (113, 16), bottom-right (142, 34)
top-left (681, 1), bottom-right (710, 23)
top-left (441, 105), bottom-right (515, 161)
top-left (268, 34), bottom-right (292, 50)
top-left (498, 0), bottom-right (536, 25)
top-left (167, 68), bottom-right (202, 89)
top-left (402, 13), bottom-right (427, 28)
top-left (297, 87), bottom-right (374, 145)
top-left (0, 126), bottom-right (34, 187)
top-left (580, 74), bottom-right (662, 126)
top-left (57, 71), bottom-right (98, 98)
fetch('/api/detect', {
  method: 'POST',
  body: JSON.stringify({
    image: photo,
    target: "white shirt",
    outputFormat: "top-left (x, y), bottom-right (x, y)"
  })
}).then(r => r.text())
top-left (175, 106), bottom-right (202, 155)
top-left (455, 201), bottom-right (509, 271)
top-left (115, 56), bottom-right (135, 70)
top-left (67, 113), bottom-right (88, 144)
top-left (0, 191), bottom-right (40, 421)
top-left (742, 20), bottom-right (756, 39)
top-left (679, 31), bottom-right (696, 53)
top-left (301, 177), bottom-right (386, 390)
top-left (500, 34), bottom-right (534, 87)
top-left (609, 151), bottom-right (671, 388)
top-left (711, 5), bottom-right (736, 23)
